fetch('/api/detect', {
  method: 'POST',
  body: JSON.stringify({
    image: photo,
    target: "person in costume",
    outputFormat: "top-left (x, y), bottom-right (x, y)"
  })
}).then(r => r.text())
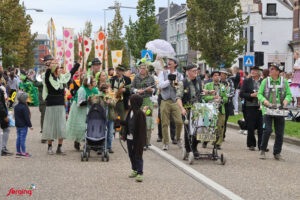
top-left (42, 58), bottom-right (78, 155)
top-left (131, 60), bottom-right (156, 149)
top-left (110, 65), bottom-right (131, 124)
top-left (203, 71), bottom-right (228, 150)
top-left (66, 76), bottom-right (99, 151)
top-left (116, 94), bottom-right (146, 182)
top-left (19, 70), bottom-right (39, 106)
top-left (240, 66), bottom-right (263, 151)
top-left (258, 63), bottom-right (292, 160)
top-left (290, 51), bottom-right (300, 107)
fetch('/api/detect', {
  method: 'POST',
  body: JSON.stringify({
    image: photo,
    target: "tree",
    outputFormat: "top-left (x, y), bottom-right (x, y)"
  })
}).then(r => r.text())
top-left (186, 0), bottom-right (247, 68)
top-left (82, 21), bottom-right (95, 64)
top-left (107, 1), bottom-right (129, 68)
top-left (125, 0), bottom-right (160, 60)
top-left (0, 0), bottom-right (37, 68)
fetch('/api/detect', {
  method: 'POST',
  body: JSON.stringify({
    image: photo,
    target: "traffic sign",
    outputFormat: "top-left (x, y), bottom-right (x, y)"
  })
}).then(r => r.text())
top-left (141, 50), bottom-right (153, 62)
top-left (243, 55), bottom-right (254, 67)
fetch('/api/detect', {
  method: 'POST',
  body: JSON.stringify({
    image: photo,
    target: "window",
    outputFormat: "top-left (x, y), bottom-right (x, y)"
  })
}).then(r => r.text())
top-left (266, 4), bottom-right (277, 16)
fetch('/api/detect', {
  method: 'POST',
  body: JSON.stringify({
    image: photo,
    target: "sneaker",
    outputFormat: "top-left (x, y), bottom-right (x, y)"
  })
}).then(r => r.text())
top-left (16, 152), bottom-right (23, 158)
top-left (259, 151), bottom-right (266, 160)
top-left (129, 170), bottom-right (137, 178)
top-left (48, 146), bottom-right (54, 155)
top-left (172, 140), bottom-right (177, 145)
top-left (74, 141), bottom-right (80, 151)
top-left (202, 142), bottom-right (207, 148)
top-left (56, 146), bottom-right (66, 155)
top-left (136, 174), bottom-right (143, 182)
top-left (157, 138), bottom-right (162, 142)
top-left (193, 151), bottom-right (200, 158)
top-left (162, 144), bottom-right (169, 151)
top-left (23, 153), bottom-right (32, 158)
top-left (1, 149), bottom-right (13, 156)
top-left (108, 148), bottom-right (114, 153)
top-left (177, 139), bottom-right (183, 148)
top-left (274, 154), bottom-right (282, 160)
top-left (249, 146), bottom-right (255, 151)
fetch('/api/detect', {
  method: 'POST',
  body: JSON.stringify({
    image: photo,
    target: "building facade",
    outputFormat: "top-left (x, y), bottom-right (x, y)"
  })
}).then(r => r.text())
top-left (34, 34), bottom-right (50, 69)
top-left (238, 0), bottom-right (293, 71)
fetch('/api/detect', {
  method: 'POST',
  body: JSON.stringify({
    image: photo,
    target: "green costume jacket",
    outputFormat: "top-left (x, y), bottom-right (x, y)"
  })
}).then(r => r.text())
top-left (203, 82), bottom-right (228, 114)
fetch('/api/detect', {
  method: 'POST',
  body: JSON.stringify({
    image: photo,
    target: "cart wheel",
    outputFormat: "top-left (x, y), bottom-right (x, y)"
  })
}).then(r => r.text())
top-left (220, 153), bottom-right (226, 165)
top-left (86, 152), bottom-right (89, 161)
top-left (182, 148), bottom-right (187, 160)
top-left (188, 152), bottom-right (194, 165)
top-left (81, 152), bottom-right (84, 162)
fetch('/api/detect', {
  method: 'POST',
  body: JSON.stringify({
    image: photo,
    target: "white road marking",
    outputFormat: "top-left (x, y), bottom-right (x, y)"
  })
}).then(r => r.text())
top-left (150, 145), bottom-right (244, 200)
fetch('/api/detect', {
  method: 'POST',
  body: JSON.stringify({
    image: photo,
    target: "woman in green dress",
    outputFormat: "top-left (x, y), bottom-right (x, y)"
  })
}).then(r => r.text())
top-left (66, 76), bottom-right (99, 151)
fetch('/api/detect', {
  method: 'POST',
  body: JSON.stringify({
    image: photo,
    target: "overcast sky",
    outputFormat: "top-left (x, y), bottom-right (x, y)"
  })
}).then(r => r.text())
top-left (22, 0), bottom-right (186, 39)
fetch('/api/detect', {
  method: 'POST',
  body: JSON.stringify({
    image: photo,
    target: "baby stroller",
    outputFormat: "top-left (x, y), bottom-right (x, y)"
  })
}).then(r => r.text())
top-left (182, 102), bottom-right (226, 165)
top-left (81, 103), bottom-right (109, 162)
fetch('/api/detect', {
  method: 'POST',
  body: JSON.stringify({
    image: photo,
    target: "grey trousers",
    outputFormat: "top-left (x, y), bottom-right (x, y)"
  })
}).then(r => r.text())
top-left (2, 128), bottom-right (10, 150)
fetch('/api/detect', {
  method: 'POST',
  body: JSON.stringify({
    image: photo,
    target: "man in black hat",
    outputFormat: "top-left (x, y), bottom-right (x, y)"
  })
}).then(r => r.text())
top-left (90, 58), bottom-right (102, 77)
top-left (176, 64), bottom-right (208, 157)
top-left (240, 66), bottom-right (263, 151)
top-left (110, 65), bottom-right (131, 122)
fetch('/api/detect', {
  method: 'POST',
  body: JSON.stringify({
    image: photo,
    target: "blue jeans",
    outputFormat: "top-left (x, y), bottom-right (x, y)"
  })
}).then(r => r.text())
top-left (260, 115), bottom-right (285, 155)
top-left (16, 127), bottom-right (28, 153)
top-left (106, 120), bottom-right (114, 149)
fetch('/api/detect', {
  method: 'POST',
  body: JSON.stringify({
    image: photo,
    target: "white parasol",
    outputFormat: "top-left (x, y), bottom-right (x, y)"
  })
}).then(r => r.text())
top-left (146, 39), bottom-right (176, 58)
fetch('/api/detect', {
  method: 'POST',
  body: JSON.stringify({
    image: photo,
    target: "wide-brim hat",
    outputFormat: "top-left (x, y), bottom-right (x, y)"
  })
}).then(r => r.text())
top-left (168, 57), bottom-right (179, 65)
top-left (92, 58), bottom-right (102, 65)
top-left (269, 63), bottom-right (284, 72)
top-left (219, 68), bottom-right (230, 75)
top-left (43, 55), bottom-right (54, 62)
top-left (185, 64), bottom-right (197, 71)
top-left (211, 71), bottom-right (220, 77)
top-left (116, 65), bottom-right (126, 71)
top-left (250, 66), bottom-right (263, 71)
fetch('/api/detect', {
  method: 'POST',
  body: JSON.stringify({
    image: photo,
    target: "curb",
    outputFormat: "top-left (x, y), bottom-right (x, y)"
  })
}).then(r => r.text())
top-left (227, 122), bottom-right (300, 147)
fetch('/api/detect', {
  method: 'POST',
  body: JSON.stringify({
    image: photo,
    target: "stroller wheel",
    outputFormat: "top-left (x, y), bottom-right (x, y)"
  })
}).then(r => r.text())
top-left (182, 148), bottom-right (187, 160)
top-left (106, 153), bottom-right (109, 162)
top-left (81, 152), bottom-right (84, 162)
top-left (220, 153), bottom-right (226, 165)
top-left (188, 152), bottom-right (194, 165)
top-left (102, 155), bottom-right (105, 162)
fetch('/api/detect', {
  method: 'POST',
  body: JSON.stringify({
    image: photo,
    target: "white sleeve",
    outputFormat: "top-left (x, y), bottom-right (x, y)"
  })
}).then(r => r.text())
top-left (77, 87), bottom-right (86, 106)
top-left (158, 71), bottom-right (170, 89)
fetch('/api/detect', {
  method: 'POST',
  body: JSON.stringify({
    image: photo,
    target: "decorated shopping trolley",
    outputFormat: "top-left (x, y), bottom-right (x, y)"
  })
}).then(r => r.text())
top-left (182, 102), bottom-right (226, 165)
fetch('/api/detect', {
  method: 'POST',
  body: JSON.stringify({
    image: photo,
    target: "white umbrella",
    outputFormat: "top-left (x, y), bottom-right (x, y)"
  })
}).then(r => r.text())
top-left (146, 39), bottom-right (176, 58)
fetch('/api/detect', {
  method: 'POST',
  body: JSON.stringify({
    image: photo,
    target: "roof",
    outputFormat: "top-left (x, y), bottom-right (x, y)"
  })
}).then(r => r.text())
top-left (35, 34), bottom-right (49, 41)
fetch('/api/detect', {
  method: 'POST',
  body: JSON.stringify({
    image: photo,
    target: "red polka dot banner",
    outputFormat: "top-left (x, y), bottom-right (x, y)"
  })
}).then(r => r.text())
top-left (78, 34), bottom-right (83, 67)
top-left (63, 27), bottom-right (74, 72)
top-left (94, 31), bottom-right (105, 71)
top-left (83, 36), bottom-right (92, 71)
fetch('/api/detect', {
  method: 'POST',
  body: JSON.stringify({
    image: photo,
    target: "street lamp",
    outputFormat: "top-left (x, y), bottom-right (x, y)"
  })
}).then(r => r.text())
top-left (26, 8), bottom-right (44, 12)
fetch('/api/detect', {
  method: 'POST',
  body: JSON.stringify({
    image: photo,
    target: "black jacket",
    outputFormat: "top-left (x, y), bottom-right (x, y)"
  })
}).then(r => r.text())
top-left (240, 78), bottom-right (262, 105)
top-left (14, 103), bottom-right (32, 128)
top-left (0, 89), bottom-right (8, 129)
top-left (110, 75), bottom-right (131, 110)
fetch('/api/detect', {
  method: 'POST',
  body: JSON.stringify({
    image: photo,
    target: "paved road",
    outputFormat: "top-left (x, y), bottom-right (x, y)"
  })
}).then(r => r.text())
top-left (0, 107), bottom-right (221, 200)
top-left (1, 107), bottom-right (300, 200)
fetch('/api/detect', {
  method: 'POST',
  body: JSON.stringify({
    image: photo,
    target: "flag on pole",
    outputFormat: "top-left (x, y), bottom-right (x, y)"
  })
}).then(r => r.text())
top-left (78, 34), bottom-right (83, 67)
top-left (63, 27), bottom-right (74, 72)
top-left (95, 31), bottom-right (105, 71)
top-left (83, 36), bottom-right (92, 72)
top-left (105, 34), bottom-right (108, 73)
top-left (55, 40), bottom-right (64, 67)
top-left (111, 50), bottom-right (122, 69)
top-left (47, 18), bottom-right (57, 57)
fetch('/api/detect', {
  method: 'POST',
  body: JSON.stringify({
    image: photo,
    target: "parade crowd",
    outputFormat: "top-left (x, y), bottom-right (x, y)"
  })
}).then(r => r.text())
top-left (1, 51), bottom-right (299, 182)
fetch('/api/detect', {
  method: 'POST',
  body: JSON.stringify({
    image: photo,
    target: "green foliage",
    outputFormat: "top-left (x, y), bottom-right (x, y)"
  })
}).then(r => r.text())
top-left (83, 20), bottom-right (92, 38)
top-left (186, 0), bottom-right (247, 68)
top-left (0, 0), bottom-right (37, 68)
top-left (107, 1), bottom-right (129, 68)
top-left (125, 0), bottom-right (161, 60)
